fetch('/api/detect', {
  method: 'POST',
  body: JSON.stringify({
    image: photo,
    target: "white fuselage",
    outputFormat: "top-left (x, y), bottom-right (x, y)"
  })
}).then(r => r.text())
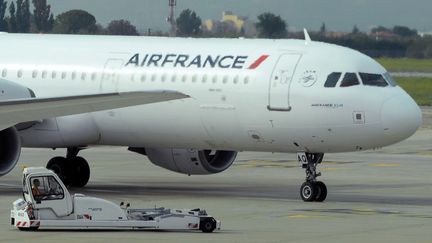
top-left (0, 34), bottom-right (421, 153)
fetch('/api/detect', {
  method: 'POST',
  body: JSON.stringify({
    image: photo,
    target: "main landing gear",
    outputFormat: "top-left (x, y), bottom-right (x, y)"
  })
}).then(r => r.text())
top-left (46, 147), bottom-right (90, 188)
top-left (297, 152), bottom-right (327, 202)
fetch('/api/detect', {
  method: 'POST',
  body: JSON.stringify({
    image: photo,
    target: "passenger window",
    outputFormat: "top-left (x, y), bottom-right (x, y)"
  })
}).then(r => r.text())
top-left (141, 74), bottom-right (146, 82)
top-left (17, 70), bottom-right (23, 78)
top-left (42, 70), bottom-right (47, 79)
top-left (51, 71), bottom-right (57, 79)
top-left (233, 75), bottom-right (239, 84)
top-left (1, 69), bottom-right (7, 77)
top-left (212, 75), bottom-right (218, 84)
top-left (324, 72), bottom-right (342, 88)
top-left (171, 75), bottom-right (176, 83)
top-left (244, 76), bottom-right (250, 84)
top-left (61, 72), bottom-right (67, 79)
top-left (340, 73), bottom-right (360, 87)
top-left (32, 70), bottom-right (38, 78)
top-left (91, 73), bottom-right (97, 81)
top-left (81, 73), bottom-right (87, 80)
top-left (222, 75), bottom-right (228, 84)
top-left (71, 72), bottom-right (77, 80)
top-left (359, 73), bottom-right (388, 87)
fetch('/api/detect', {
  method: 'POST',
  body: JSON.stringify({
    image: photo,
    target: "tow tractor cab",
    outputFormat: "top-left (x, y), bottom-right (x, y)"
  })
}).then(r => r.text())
top-left (11, 167), bottom-right (220, 232)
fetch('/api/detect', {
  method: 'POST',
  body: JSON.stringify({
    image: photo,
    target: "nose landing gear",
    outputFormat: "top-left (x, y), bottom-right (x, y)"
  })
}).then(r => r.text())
top-left (298, 152), bottom-right (327, 202)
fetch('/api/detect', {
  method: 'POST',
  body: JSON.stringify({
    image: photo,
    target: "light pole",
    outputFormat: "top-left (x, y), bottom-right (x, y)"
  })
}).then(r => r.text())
top-left (167, 0), bottom-right (177, 36)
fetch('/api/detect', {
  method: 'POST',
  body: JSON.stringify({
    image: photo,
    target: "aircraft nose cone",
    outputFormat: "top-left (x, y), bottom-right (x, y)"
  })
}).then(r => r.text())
top-left (381, 95), bottom-right (422, 143)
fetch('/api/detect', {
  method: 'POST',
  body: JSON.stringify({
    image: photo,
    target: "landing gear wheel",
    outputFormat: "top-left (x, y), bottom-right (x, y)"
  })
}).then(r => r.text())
top-left (300, 182), bottom-right (317, 202)
top-left (200, 217), bottom-right (217, 233)
top-left (314, 181), bottom-right (327, 202)
top-left (69, 157), bottom-right (90, 188)
top-left (46, 157), bottom-right (69, 185)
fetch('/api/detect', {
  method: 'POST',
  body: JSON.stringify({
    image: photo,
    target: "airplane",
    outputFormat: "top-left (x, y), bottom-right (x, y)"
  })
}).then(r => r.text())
top-left (0, 31), bottom-right (422, 202)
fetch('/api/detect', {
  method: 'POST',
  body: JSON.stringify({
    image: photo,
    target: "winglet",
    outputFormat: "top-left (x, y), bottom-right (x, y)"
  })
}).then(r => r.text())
top-left (304, 28), bottom-right (312, 45)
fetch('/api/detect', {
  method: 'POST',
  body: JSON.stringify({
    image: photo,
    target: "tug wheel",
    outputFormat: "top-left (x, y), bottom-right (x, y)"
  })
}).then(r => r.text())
top-left (18, 227), bottom-right (39, 231)
top-left (200, 217), bottom-right (216, 233)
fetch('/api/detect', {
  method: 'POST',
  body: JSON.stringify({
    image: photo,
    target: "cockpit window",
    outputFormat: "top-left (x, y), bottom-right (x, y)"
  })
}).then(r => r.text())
top-left (340, 73), bottom-right (360, 87)
top-left (359, 73), bottom-right (388, 87)
top-left (383, 72), bottom-right (398, 87)
top-left (324, 72), bottom-right (342, 88)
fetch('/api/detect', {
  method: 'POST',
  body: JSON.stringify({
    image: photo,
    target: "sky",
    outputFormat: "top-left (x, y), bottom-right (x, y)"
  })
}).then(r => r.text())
top-left (43, 0), bottom-right (432, 33)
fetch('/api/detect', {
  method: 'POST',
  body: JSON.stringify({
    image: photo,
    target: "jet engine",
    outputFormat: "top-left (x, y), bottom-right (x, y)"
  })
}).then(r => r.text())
top-left (0, 127), bottom-right (21, 176)
top-left (144, 148), bottom-right (237, 175)
top-left (0, 79), bottom-right (36, 176)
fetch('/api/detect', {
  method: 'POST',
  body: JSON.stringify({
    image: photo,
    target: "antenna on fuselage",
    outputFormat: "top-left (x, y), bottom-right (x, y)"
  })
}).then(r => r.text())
top-left (304, 29), bottom-right (312, 45)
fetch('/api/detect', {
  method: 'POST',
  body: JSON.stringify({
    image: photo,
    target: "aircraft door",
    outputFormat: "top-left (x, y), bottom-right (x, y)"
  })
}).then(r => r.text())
top-left (268, 54), bottom-right (302, 111)
top-left (100, 58), bottom-right (124, 92)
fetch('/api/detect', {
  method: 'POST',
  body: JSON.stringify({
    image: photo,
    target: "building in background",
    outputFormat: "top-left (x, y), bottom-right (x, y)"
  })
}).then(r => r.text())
top-left (203, 11), bottom-right (256, 37)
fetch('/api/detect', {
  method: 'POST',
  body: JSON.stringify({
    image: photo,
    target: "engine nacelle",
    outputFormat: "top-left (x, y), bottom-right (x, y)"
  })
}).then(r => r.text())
top-left (0, 127), bottom-right (21, 176)
top-left (145, 148), bottom-right (237, 175)
top-left (0, 79), bottom-right (34, 176)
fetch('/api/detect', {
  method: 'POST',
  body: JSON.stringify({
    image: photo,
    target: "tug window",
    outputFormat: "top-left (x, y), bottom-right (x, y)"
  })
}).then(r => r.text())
top-left (359, 73), bottom-right (388, 87)
top-left (30, 176), bottom-right (64, 201)
top-left (340, 73), bottom-right (360, 87)
top-left (324, 72), bottom-right (342, 87)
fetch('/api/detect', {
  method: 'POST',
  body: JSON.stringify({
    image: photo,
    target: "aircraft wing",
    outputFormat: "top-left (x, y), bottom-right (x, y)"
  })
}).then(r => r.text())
top-left (0, 91), bottom-right (189, 130)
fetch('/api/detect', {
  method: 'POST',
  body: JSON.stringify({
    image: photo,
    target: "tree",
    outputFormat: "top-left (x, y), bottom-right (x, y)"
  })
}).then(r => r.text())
top-left (32, 0), bottom-right (54, 33)
top-left (256, 13), bottom-right (287, 39)
top-left (319, 22), bottom-right (326, 34)
top-left (107, 20), bottom-right (139, 36)
top-left (52, 10), bottom-right (97, 34)
top-left (0, 0), bottom-right (7, 31)
top-left (371, 26), bottom-right (390, 34)
top-left (352, 25), bottom-right (359, 34)
top-left (8, 2), bottom-right (17, 33)
top-left (16, 0), bottom-right (30, 33)
top-left (392, 26), bottom-right (418, 38)
top-left (176, 9), bottom-right (201, 37)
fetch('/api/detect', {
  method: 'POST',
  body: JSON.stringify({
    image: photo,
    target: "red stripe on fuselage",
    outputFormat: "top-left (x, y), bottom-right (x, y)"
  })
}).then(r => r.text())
top-left (248, 55), bottom-right (269, 69)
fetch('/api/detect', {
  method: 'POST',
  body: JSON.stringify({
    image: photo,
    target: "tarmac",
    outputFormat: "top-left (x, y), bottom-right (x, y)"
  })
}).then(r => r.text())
top-left (0, 108), bottom-right (431, 243)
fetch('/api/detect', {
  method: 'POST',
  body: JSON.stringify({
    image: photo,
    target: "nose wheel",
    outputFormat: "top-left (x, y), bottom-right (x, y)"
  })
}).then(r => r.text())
top-left (298, 152), bottom-right (327, 202)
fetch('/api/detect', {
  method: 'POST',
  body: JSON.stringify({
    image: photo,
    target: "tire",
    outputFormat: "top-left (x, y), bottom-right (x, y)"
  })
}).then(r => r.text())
top-left (300, 182), bottom-right (317, 202)
top-left (47, 157), bottom-right (69, 185)
top-left (200, 217), bottom-right (216, 233)
top-left (69, 157), bottom-right (90, 188)
top-left (18, 227), bottom-right (39, 231)
top-left (315, 181), bottom-right (327, 202)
